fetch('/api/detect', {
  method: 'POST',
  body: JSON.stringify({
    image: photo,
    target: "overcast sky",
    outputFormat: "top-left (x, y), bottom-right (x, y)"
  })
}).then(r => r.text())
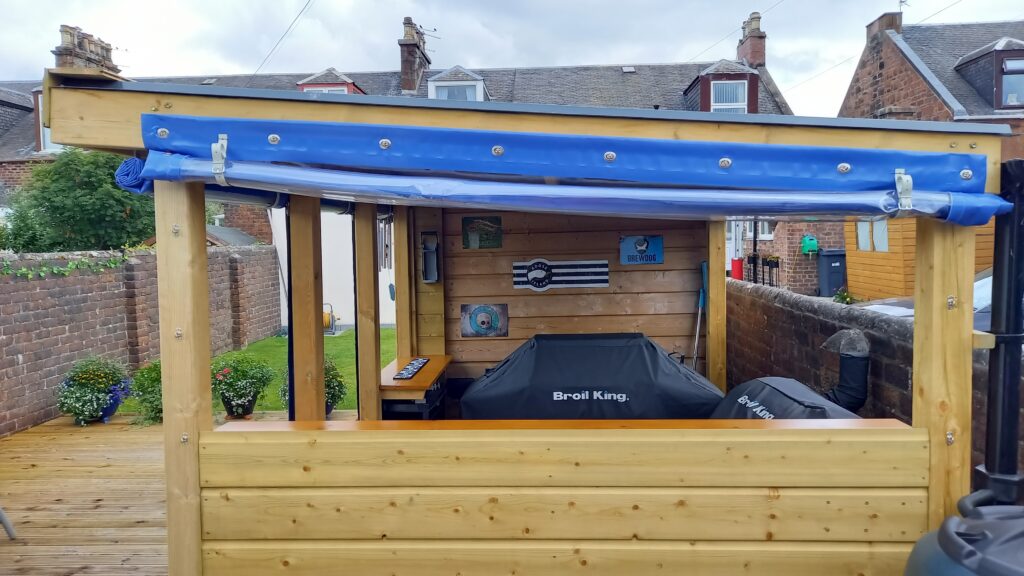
top-left (1, 0), bottom-right (1021, 116)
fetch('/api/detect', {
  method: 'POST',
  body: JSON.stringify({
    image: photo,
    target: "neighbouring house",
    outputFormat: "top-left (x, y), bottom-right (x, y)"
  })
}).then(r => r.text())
top-left (839, 12), bottom-right (1024, 300)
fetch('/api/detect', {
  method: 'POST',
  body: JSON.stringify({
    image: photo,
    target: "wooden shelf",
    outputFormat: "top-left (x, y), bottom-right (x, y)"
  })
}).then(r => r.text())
top-left (379, 355), bottom-right (453, 401)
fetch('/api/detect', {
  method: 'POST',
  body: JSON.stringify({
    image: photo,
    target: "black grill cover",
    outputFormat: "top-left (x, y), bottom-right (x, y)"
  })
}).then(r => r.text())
top-left (710, 377), bottom-right (858, 419)
top-left (460, 333), bottom-right (724, 419)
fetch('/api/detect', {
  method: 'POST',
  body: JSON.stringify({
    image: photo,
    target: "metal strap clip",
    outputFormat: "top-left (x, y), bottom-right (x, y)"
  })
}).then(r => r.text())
top-left (211, 134), bottom-right (228, 186)
top-left (895, 168), bottom-right (913, 211)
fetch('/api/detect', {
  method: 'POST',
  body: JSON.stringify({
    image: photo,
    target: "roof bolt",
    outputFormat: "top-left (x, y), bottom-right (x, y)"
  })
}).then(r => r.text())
top-left (969, 142), bottom-right (978, 149)
top-left (946, 431), bottom-right (955, 446)
top-left (268, 134), bottom-right (281, 145)
top-left (719, 157), bottom-right (732, 169)
top-left (491, 145), bottom-right (505, 157)
top-left (150, 106), bottom-right (158, 112)
top-left (174, 328), bottom-right (183, 340)
top-left (156, 128), bottom-right (169, 138)
top-left (837, 162), bottom-right (852, 174)
top-left (960, 169), bottom-right (974, 180)
top-left (949, 142), bottom-right (958, 149)
top-left (604, 151), bottom-right (617, 162)
top-left (163, 102), bottom-right (173, 109)
top-left (379, 138), bottom-right (392, 150)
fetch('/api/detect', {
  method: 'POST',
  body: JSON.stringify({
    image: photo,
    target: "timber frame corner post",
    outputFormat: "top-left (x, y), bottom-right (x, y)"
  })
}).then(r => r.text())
top-left (154, 180), bottom-right (211, 575)
top-left (354, 202), bottom-right (382, 420)
top-left (287, 195), bottom-right (326, 421)
top-left (706, 221), bottom-right (728, 391)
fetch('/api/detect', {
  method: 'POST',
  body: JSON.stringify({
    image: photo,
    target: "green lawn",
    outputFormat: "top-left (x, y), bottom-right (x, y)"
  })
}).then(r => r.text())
top-left (214, 327), bottom-right (397, 411)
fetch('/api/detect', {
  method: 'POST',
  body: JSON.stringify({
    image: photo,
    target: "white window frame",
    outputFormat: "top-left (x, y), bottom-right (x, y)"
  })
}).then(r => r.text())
top-left (743, 220), bottom-right (775, 240)
top-left (35, 92), bottom-right (63, 152)
top-left (710, 80), bottom-right (748, 113)
top-left (301, 86), bottom-right (348, 94)
top-left (855, 219), bottom-right (889, 252)
top-left (428, 80), bottom-right (484, 102)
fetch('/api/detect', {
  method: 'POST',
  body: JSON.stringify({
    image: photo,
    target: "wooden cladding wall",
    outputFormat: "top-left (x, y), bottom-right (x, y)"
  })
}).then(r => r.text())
top-left (439, 210), bottom-right (706, 379)
top-left (199, 424), bottom-right (930, 575)
top-left (844, 219), bottom-right (995, 301)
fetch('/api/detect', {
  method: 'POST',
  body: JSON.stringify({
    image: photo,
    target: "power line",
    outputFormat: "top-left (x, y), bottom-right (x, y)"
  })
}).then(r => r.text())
top-left (782, 0), bottom-right (965, 94)
top-left (244, 0), bottom-right (316, 87)
top-left (685, 0), bottom-right (787, 63)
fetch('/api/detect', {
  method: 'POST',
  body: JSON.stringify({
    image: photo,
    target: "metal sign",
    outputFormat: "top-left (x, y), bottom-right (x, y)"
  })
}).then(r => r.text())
top-left (619, 235), bottom-right (664, 265)
top-left (513, 258), bottom-right (609, 292)
top-left (460, 304), bottom-right (509, 337)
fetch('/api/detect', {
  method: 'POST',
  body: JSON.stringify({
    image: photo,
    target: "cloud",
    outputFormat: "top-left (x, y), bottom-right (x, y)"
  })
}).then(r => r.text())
top-left (0, 0), bottom-right (1021, 116)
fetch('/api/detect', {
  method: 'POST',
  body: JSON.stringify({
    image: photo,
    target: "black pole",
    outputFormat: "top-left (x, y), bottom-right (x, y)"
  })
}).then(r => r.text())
top-left (285, 201), bottom-right (296, 422)
top-left (752, 219), bottom-right (759, 285)
top-left (975, 159), bottom-right (1024, 505)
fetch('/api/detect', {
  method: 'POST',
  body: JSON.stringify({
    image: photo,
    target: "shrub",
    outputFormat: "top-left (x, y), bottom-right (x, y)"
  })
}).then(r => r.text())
top-left (211, 353), bottom-right (274, 417)
top-left (58, 357), bottom-right (131, 425)
top-left (131, 360), bottom-right (163, 425)
top-left (278, 357), bottom-right (348, 410)
top-left (833, 288), bottom-right (856, 305)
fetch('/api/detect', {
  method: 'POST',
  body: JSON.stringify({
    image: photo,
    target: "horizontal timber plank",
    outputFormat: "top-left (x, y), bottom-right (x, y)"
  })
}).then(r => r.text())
top-left (445, 270), bottom-right (700, 297)
top-left (199, 426), bottom-right (929, 488)
top-left (446, 249), bottom-right (702, 276)
top-left (443, 314), bottom-right (696, 340)
top-left (445, 292), bottom-right (696, 318)
top-left (211, 419), bottom-right (913, 432)
top-left (444, 212), bottom-right (706, 234)
top-left (201, 486), bottom-right (927, 542)
top-left (444, 229), bottom-right (705, 255)
top-left (446, 336), bottom-right (697, 362)
top-left (202, 540), bottom-right (913, 576)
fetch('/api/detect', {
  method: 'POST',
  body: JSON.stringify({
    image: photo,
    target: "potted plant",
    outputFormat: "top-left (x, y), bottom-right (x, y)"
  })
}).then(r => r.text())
top-left (211, 353), bottom-right (273, 420)
top-left (57, 357), bottom-right (132, 425)
top-left (131, 360), bottom-right (163, 425)
top-left (279, 357), bottom-right (348, 416)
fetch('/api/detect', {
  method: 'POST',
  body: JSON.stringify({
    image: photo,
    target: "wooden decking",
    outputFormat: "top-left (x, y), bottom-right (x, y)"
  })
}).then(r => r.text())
top-left (0, 416), bottom-right (167, 575)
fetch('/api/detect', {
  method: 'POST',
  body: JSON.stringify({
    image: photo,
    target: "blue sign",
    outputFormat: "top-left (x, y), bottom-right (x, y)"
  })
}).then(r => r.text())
top-left (620, 235), bottom-right (664, 265)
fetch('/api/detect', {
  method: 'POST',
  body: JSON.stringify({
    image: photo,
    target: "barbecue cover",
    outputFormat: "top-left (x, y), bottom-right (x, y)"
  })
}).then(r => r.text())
top-left (710, 376), bottom-right (859, 419)
top-left (460, 333), bottom-right (724, 419)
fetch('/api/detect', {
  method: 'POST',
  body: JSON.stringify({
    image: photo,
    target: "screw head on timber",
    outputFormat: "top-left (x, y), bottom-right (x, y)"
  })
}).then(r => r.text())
top-left (837, 162), bottom-right (852, 174)
top-left (156, 128), bottom-right (169, 138)
top-left (268, 134), bottom-right (281, 145)
top-left (719, 157), bottom-right (732, 169)
top-left (947, 296), bottom-right (958, 310)
top-left (969, 142), bottom-right (978, 149)
top-left (171, 224), bottom-right (181, 236)
top-left (949, 142), bottom-right (959, 149)
top-left (163, 102), bottom-right (173, 109)
top-left (491, 145), bottom-right (505, 157)
top-left (946, 431), bottom-right (955, 446)
top-left (180, 433), bottom-right (189, 444)
top-left (960, 169), bottom-right (974, 180)
top-left (378, 138), bottom-right (392, 150)
top-left (604, 151), bottom-right (617, 162)
top-left (174, 328), bottom-right (183, 340)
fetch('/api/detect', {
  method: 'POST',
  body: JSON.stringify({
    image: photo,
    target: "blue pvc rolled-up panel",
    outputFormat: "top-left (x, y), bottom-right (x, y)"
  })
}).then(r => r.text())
top-left (116, 114), bottom-right (1013, 226)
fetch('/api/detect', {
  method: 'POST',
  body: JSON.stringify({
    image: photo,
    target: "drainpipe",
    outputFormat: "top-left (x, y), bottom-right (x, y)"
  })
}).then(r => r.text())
top-left (974, 159), bottom-right (1024, 505)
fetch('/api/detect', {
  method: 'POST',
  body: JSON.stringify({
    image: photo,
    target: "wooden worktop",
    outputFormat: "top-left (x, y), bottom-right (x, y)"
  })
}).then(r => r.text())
top-left (214, 418), bottom-right (911, 433)
top-left (379, 355), bottom-right (452, 400)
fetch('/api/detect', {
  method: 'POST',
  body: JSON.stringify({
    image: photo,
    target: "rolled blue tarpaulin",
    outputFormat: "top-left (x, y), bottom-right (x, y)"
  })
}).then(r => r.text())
top-left (114, 157), bottom-right (152, 194)
top-left (114, 113), bottom-right (1013, 226)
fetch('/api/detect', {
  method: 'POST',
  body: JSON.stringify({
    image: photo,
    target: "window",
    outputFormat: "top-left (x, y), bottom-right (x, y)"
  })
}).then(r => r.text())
top-left (434, 84), bottom-right (477, 101)
top-left (711, 80), bottom-right (747, 113)
top-left (855, 219), bottom-right (889, 252)
top-left (743, 220), bottom-right (775, 240)
top-left (1001, 58), bottom-right (1024, 107)
top-left (302, 86), bottom-right (348, 94)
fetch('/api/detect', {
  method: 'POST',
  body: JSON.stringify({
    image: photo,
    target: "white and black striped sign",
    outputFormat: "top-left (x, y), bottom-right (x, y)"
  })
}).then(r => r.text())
top-left (513, 258), bottom-right (609, 292)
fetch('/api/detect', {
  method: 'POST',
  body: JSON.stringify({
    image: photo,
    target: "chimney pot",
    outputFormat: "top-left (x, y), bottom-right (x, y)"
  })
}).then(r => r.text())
top-left (737, 11), bottom-right (767, 68)
top-left (866, 12), bottom-right (902, 39)
top-left (398, 17), bottom-right (431, 93)
top-left (52, 24), bottom-right (120, 73)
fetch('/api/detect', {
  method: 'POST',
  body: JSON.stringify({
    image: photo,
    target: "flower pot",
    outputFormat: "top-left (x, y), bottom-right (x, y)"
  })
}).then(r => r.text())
top-left (326, 402), bottom-right (335, 417)
top-left (221, 393), bottom-right (258, 420)
top-left (98, 394), bottom-right (123, 423)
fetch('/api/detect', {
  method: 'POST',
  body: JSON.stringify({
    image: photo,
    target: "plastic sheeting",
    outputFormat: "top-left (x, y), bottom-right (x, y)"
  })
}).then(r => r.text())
top-left (116, 113), bottom-right (1013, 226)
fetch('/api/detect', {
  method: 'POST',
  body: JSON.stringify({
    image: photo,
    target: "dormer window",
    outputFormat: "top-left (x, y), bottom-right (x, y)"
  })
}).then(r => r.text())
top-left (427, 66), bottom-right (487, 102)
top-left (1001, 57), bottom-right (1024, 107)
top-left (711, 80), bottom-right (748, 113)
top-left (295, 68), bottom-right (363, 96)
top-left (303, 86), bottom-right (348, 94)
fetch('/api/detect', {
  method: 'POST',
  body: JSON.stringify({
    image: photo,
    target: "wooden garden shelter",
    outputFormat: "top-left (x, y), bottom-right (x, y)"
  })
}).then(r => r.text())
top-left (42, 67), bottom-right (1012, 575)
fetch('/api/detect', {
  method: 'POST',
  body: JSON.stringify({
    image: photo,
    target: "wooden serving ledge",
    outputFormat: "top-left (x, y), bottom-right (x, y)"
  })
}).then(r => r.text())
top-left (379, 354), bottom-right (453, 400)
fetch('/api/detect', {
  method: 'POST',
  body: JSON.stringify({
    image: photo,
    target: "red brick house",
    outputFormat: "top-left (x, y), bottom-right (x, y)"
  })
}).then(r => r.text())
top-left (838, 12), bottom-right (1024, 299)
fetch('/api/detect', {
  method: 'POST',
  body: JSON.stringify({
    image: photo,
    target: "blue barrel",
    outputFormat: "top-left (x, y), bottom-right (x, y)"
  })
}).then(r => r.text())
top-left (905, 505), bottom-right (1024, 576)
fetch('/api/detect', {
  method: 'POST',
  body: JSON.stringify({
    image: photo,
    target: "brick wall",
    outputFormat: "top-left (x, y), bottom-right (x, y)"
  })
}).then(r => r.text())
top-left (741, 222), bottom-right (844, 295)
top-left (727, 279), bottom-right (1023, 474)
top-left (0, 159), bottom-right (48, 196)
top-left (223, 204), bottom-right (273, 244)
top-left (0, 246), bottom-right (280, 437)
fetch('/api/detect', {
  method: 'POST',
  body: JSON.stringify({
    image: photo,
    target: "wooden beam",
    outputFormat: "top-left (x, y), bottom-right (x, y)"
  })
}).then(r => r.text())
top-left (912, 218), bottom-right (975, 528)
top-left (393, 206), bottom-right (415, 358)
top-left (45, 85), bottom-right (1003, 190)
top-left (154, 180), bottom-right (210, 576)
top-left (706, 221), bottom-right (727, 391)
top-left (287, 195), bottom-right (326, 421)
top-left (973, 330), bottom-right (996, 349)
top-left (354, 203), bottom-right (382, 420)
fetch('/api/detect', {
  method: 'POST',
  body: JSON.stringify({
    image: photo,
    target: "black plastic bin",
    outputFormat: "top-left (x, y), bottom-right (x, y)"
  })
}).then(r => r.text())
top-left (817, 248), bottom-right (847, 297)
top-left (904, 504), bottom-right (1024, 575)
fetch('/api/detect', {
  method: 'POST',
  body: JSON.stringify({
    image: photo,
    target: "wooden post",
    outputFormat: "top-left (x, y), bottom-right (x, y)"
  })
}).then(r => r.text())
top-left (706, 221), bottom-right (728, 391)
top-left (287, 195), bottom-right (326, 421)
top-left (393, 206), bottom-right (416, 358)
top-left (354, 203), bottom-right (382, 420)
top-left (912, 218), bottom-right (975, 528)
top-left (154, 180), bottom-right (210, 576)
